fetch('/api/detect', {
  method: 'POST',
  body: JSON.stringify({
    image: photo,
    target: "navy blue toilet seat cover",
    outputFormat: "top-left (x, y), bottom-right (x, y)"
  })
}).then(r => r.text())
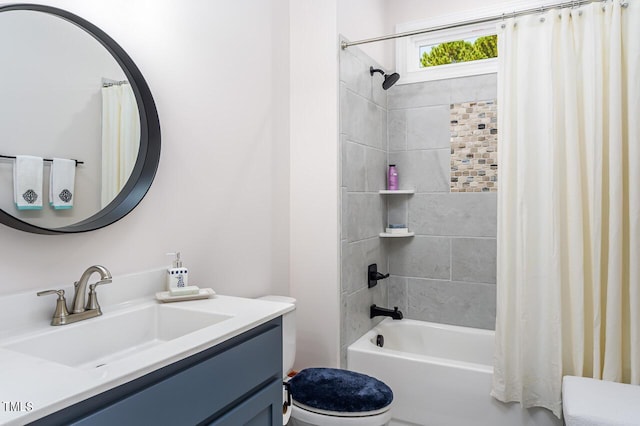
top-left (288, 367), bottom-right (393, 413)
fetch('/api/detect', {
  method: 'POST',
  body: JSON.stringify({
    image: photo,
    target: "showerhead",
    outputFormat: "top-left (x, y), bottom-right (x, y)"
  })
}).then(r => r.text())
top-left (382, 72), bottom-right (400, 90)
top-left (370, 66), bottom-right (400, 90)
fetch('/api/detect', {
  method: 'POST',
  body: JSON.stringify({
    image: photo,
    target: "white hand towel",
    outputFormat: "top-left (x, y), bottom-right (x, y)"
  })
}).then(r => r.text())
top-left (49, 158), bottom-right (75, 210)
top-left (13, 155), bottom-right (43, 210)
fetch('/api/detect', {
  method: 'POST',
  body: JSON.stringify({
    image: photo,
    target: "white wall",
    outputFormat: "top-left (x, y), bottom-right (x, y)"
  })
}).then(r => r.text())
top-left (337, 0), bottom-right (388, 68)
top-left (0, 0), bottom-right (290, 299)
top-left (0, 0), bottom-right (341, 372)
top-left (384, 0), bottom-right (523, 29)
top-left (289, 0), bottom-right (341, 370)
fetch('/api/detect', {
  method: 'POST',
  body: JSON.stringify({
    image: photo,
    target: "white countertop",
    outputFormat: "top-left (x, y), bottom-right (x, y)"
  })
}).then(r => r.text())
top-left (563, 376), bottom-right (640, 426)
top-left (0, 269), bottom-right (293, 425)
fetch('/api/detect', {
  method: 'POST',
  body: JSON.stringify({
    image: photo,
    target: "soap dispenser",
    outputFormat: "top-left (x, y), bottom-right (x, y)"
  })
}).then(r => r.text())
top-left (166, 252), bottom-right (194, 295)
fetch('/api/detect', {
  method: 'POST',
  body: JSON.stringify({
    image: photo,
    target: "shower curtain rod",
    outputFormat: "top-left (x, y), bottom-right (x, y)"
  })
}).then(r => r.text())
top-left (340, 0), bottom-right (627, 49)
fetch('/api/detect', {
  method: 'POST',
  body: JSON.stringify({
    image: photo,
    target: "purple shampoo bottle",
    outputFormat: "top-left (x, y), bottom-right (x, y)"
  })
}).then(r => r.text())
top-left (388, 165), bottom-right (398, 190)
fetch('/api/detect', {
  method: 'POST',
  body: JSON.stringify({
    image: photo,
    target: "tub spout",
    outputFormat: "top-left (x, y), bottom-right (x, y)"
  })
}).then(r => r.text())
top-left (370, 304), bottom-right (403, 320)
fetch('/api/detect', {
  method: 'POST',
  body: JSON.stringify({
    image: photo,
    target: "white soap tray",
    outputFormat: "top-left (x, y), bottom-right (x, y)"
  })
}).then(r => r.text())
top-left (155, 288), bottom-right (216, 303)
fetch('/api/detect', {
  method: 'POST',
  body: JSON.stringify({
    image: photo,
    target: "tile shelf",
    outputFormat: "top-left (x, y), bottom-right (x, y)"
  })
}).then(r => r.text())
top-left (379, 231), bottom-right (415, 238)
top-left (378, 189), bottom-right (415, 195)
top-left (379, 189), bottom-right (415, 238)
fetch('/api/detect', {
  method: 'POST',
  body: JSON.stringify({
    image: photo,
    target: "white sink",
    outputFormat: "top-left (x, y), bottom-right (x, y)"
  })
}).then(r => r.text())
top-left (3, 304), bottom-right (232, 369)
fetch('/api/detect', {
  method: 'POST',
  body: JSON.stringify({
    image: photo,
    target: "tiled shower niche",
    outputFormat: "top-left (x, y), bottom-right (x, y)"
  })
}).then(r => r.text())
top-left (450, 100), bottom-right (498, 192)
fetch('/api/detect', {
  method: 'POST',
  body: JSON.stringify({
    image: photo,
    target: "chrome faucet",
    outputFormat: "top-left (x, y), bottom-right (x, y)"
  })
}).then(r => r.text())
top-left (37, 265), bottom-right (112, 326)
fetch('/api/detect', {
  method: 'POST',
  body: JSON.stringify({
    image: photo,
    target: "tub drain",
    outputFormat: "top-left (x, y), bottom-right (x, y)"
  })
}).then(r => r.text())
top-left (376, 334), bottom-right (384, 347)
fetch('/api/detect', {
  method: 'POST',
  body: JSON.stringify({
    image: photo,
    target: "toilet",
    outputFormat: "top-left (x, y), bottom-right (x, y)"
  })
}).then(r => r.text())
top-left (258, 296), bottom-right (393, 426)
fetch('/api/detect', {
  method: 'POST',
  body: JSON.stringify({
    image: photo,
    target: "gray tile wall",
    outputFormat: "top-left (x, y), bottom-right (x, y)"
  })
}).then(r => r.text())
top-left (339, 40), bottom-right (389, 367)
top-left (339, 43), bottom-right (499, 369)
top-left (387, 74), bottom-right (498, 330)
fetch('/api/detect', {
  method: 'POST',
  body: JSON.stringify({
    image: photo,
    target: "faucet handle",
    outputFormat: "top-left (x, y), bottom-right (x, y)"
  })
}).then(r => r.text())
top-left (85, 281), bottom-right (109, 311)
top-left (37, 289), bottom-right (65, 297)
top-left (37, 289), bottom-right (70, 326)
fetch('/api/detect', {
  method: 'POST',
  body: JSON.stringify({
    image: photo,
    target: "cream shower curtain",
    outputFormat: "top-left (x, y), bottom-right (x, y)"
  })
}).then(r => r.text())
top-left (492, 0), bottom-right (639, 417)
top-left (101, 83), bottom-right (140, 208)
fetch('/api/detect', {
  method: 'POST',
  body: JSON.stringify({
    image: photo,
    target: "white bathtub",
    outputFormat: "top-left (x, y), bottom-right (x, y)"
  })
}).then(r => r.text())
top-left (348, 318), bottom-right (560, 426)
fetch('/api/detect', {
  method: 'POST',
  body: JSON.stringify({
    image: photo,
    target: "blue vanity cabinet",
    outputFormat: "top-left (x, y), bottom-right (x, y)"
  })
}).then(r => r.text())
top-left (31, 317), bottom-right (283, 426)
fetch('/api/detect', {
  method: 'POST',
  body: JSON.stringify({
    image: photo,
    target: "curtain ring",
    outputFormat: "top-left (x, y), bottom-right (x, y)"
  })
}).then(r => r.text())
top-left (501, 12), bottom-right (506, 28)
top-left (539, 6), bottom-right (546, 22)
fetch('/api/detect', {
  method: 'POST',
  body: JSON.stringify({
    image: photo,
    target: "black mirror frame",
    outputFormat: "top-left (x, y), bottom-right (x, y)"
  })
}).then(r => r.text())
top-left (0, 4), bottom-right (161, 235)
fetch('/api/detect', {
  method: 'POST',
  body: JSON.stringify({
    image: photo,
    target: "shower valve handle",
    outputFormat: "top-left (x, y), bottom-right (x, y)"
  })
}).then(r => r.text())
top-left (372, 272), bottom-right (390, 280)
top-left (368, 263), bottom-right (390, 288)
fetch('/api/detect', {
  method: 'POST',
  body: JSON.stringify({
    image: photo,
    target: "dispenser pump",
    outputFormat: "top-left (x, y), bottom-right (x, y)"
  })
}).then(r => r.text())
top-left (167, 252), bottom-right (183, 268)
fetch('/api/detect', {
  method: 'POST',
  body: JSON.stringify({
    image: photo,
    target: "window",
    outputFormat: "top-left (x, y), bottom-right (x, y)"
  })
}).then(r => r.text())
top-left (419, 35), bottom-right (497, 68)
top-left (396, 21), bottom-right (498, 84)
top-left (395, 0), bottom-right (549, 84)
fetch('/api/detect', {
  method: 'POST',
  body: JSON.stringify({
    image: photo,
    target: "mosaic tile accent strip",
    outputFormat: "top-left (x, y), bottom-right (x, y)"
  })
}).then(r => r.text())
top-left (450, 100), bottom-right (498, 192)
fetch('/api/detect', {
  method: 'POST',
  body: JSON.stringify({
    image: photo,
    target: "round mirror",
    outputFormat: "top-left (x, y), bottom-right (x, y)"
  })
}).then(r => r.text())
top-left (0, 4), bottom-right (160, 234)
